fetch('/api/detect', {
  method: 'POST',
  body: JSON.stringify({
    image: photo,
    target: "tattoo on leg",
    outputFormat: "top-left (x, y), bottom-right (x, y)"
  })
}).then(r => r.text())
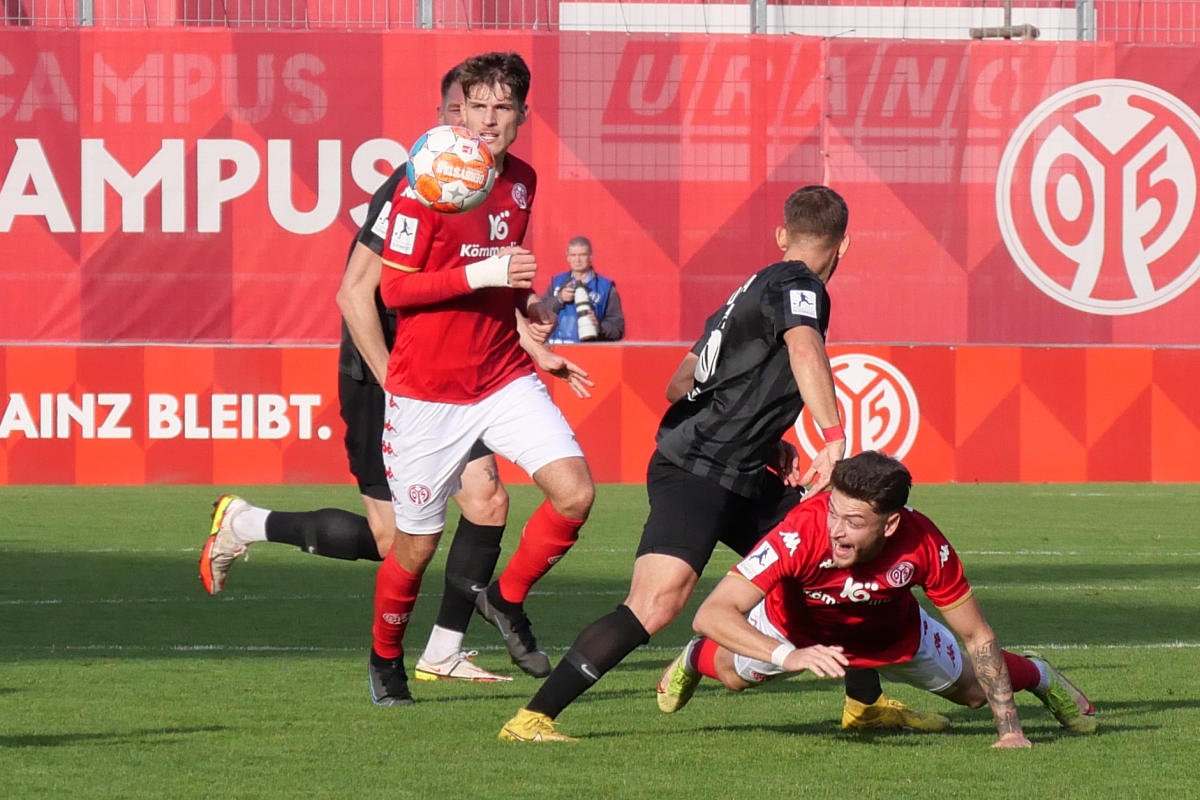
top-left (974, 640), bottom-right (1022, 737)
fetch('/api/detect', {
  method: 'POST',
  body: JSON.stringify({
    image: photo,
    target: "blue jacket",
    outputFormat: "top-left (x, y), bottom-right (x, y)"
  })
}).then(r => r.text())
top-left (547, 271), bottom-right (617, 343)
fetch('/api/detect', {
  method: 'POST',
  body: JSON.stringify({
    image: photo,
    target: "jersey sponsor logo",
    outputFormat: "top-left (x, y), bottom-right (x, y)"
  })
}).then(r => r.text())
top-left (788, 289), bottom-right (818, 319)
top-left (736, 541), bottom-right (779, 580)
top-left (780, 531), bottom-right (801, 556)
top-left (407, 484), bottom-right (432, 506)
top-left (369, 200), bottom-right (392, 240)
top-left (389, 213), bottom-right (418, 255)
top-left (460, 243), bottom-right (504, 258)
top-left (997, 79), bottom-right (1200, 315)
top-left (887, 561), bottom-right (915, 588)
top-left (795, 354), bottom-right (920, 460)
top-left (511, 183), bottom-right (530, 209)
top-left (806, 590), bottom-right (837, 605)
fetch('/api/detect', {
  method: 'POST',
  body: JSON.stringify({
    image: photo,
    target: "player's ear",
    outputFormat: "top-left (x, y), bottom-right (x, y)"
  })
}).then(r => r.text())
top-left (882, 511), bottom-right (901, 538)
top-left (775, 225), bottom-right (788, 252)
top-left (517, 104), bottom-right (529, 125)
top-left (836, 235), bottom-right (850, 258)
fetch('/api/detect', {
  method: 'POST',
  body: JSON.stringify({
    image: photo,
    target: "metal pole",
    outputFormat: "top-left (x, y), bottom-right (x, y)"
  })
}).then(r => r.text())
top-left (78, 0), bottom-right (94, 25)
top-left (1076, 0), bottom-right (1096, 41)
top-left (418, 0), bottom-right (434, 29)
top-left (750, 0), bottom-right (767, 34)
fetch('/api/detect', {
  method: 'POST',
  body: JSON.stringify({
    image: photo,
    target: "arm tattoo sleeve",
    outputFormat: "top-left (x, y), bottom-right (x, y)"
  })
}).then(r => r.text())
top-left (973, 639), bottom-right (1022, 737)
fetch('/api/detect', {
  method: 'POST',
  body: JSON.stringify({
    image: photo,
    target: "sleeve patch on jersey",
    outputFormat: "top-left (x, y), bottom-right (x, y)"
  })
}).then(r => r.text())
top-left (789, 289), bottom-right (818, 319)
top-left (389, 213), bottom-right (418, 256)
top-left (369, 201), bottom-right (392, 241)
top-left (735, 541), bottom-right (780, 580)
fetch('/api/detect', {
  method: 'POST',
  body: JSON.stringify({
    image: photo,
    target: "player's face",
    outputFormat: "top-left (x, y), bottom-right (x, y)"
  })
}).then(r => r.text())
top-left (826, 490), bottom-right (897, 568)
top-left (463, 82), bottom-right (526, 161)
top-left (437, 83), bottom-right (466, 127)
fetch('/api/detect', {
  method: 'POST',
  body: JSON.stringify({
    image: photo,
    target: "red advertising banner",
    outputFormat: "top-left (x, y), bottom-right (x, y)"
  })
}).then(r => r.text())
top-left (2, 343), bottom-right (1197, 486)
top-left (4, 32), bottom-right (1200, 349)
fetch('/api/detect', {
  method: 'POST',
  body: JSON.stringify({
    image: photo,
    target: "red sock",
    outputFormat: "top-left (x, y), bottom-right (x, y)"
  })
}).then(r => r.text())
top-left (496, 501), bottom-right (583, 604)
top-left (693, 637), bottom-right (721, 680)
top-left (1002, 650), bottom-right (1041, 692)
top-left (371, 554), bottom-right (422, 660)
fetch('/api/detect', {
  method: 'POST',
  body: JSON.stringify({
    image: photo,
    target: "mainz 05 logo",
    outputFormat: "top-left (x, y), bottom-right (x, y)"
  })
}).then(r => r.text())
top-left (997, 79), bottom-right (1200, 315)
top-left (795, 354), bottom-right (920, 459)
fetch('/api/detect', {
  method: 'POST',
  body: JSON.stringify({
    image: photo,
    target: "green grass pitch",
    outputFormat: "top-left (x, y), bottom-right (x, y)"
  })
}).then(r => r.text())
top-left (1, 482), bottom-right (1197, 798)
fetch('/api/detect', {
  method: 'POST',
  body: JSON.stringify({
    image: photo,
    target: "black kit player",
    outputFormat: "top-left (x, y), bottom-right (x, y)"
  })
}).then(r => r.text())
top-left (499, 185), bottom-right (946, 741)
top-left (199, 66), bottom-right (591, 684)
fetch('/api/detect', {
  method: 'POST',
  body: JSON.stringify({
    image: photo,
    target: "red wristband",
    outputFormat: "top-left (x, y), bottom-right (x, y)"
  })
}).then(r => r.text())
top-left (822, 424), bottom-right (845, 443)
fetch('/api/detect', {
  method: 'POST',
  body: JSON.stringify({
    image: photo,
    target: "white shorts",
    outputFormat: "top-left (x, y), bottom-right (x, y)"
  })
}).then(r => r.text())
top-left (732, 604), bottom-right (963, 694)
top-left (382, 374), bottom-right (584, 534)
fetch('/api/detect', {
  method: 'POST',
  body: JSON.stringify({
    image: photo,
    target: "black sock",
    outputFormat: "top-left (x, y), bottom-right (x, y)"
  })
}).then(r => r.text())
top-left (436, 519), bottom-right (504, 632)
top-left (265, 509), bottom-right (381, 561)
top-left (843, 667), bottom-right (883, 704)
top-left (526, 605), bottom-right (649, 719)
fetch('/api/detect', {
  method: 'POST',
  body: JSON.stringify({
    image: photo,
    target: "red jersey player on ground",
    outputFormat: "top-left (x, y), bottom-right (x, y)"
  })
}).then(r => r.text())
top-left (366, 52), bottom-right (596, 705)
top-left (657, 451), bottom-right (1097, 747)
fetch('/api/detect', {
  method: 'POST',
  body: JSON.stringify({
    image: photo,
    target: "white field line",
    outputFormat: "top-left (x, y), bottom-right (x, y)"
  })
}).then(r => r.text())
top-left (2, 641), bottom-right (1198, 656)
top-left (5, 547), bottom-right (1200, 558)
top-left (2, 582), bottom-right (1196, 609)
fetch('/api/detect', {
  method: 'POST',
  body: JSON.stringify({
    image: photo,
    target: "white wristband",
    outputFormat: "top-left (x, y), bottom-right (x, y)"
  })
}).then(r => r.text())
top-left (770, 642), bottom-right (797, 669)
top-left (464, 254), bottom-right (512, 289)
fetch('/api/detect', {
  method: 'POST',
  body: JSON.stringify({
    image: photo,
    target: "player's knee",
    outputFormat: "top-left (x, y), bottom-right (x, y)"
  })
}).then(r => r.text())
top-left (553, 479), bottom-right (595, 521)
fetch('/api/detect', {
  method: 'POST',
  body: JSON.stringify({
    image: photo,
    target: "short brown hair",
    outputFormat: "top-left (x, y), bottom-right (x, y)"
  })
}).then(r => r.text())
top-left (458, 52), bottom-right (531, 108)
top-left (830, 451), bottom-right (911, 514)
top-left (783, 185), bottom-right (848, 245)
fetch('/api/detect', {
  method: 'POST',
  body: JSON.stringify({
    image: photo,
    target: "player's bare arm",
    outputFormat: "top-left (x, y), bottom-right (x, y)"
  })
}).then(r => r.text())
top-left (783, 325), bottom-right (845, 495)
top-left (665, 352), bottom-right (699, 403)
top-left (694, 574), bottom-right (847, 679)
top-left (516, 313), bottom-right (594, 399)
top-left (336, 242), bottom-right (390, 384)
top-left (942, 599), bottom-right (1032, 748)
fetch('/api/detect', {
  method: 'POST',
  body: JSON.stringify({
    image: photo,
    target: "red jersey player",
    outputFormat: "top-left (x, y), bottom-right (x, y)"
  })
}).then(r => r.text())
top-left (657, 451), bottom-right (1097, 747)
top-left (366, 52), bottom-right (596, 706)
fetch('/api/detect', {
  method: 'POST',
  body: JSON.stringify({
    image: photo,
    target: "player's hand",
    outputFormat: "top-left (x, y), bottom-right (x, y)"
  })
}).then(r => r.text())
top-left (991, 732), bottom-right (1033, 749)
top-left (499, 247), bottom-right (537, 289)
top-left (773, 440), bottom-right (803, 487)
top-left (800, 438), bottom-right (846, 497)
top-left (523, 299), bottom-right (555, 342)
top-left (781, 644), bottom-right (848, 678)
top-left (532, 347), bottom-right (594, 399)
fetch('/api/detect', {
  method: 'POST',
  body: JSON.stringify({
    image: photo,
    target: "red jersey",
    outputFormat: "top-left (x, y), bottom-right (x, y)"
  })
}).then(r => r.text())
top-left (379, 156), bottom-right (538, 403)
top-left (732, 492), bottom-right (973, 668)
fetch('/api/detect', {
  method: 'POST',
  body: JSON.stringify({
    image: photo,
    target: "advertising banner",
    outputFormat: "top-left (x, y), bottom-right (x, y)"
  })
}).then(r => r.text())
top-left (3, 32), bottom-right (1199, 347)
top-left (3, 343), bottom-right (1197, 486)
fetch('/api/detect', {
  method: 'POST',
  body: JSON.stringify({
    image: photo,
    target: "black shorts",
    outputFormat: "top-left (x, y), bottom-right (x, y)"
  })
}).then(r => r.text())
top-left (635, 450), bottom-right (806, 575)
top-left (337, 372), bottom-right (494, 501)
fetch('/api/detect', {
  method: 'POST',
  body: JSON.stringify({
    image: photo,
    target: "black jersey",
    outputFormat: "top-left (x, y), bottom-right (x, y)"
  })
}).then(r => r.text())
top-left (655, 260), bottom-right (831, 497)
top-left (337, 167), bottom-right (406, 383)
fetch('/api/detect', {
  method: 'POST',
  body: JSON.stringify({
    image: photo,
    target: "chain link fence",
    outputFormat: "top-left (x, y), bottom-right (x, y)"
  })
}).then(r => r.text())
top-left (3, 0), bottom-right (1198, 42)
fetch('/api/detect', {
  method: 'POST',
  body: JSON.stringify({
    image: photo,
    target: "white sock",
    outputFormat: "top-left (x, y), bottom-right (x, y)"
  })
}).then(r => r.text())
top-left (1033, 660), bottom-right (1051, 694)
top-left (230, 505), bottom-right (270, 544)
top-left (421, 625), bottom-right (466, 663)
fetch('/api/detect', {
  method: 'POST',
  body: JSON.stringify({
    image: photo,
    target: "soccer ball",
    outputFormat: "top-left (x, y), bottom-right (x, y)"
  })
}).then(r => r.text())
top-left (406, 125), bottom-right (497, 213)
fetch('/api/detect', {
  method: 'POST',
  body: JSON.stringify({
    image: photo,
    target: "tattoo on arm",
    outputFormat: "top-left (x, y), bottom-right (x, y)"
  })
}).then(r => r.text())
top-left (973, 639), bottom-right (1022, 737)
